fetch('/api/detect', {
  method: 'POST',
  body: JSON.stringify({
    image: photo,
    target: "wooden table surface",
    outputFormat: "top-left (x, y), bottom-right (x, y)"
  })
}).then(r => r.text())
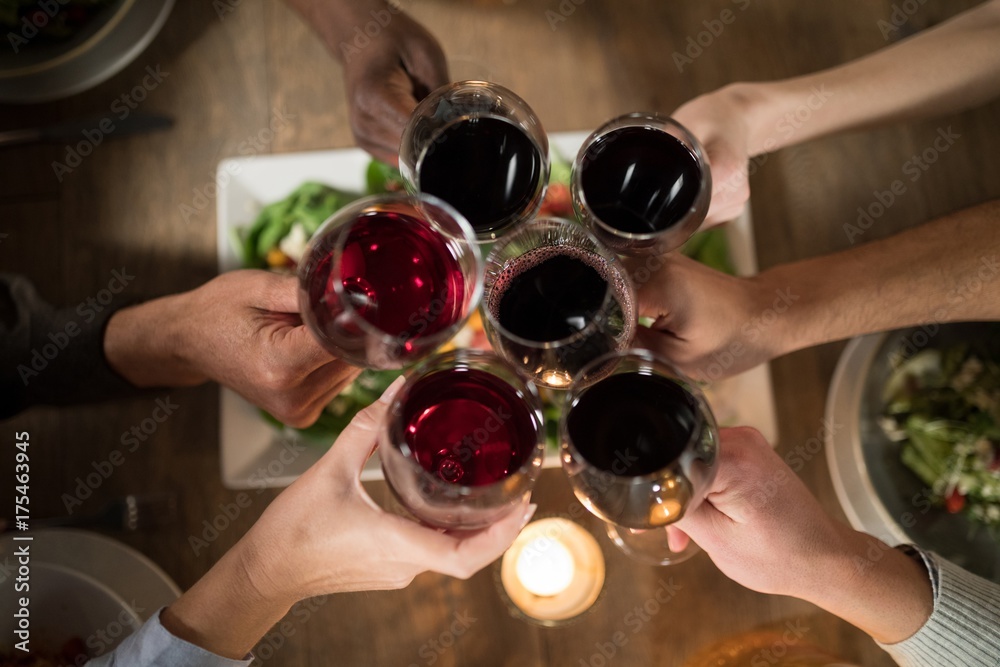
top-left (4, 1), bottom-right (999, 665)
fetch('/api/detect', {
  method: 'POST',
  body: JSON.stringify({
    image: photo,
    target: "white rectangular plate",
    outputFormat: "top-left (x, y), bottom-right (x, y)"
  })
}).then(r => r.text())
top-left (216, 132), bottom-right (778, 489)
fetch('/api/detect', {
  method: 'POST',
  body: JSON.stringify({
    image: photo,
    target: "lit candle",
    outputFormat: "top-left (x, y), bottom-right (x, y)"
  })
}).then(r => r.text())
top-left (515, 535), bottom-right (576, 597)
top-left (499, 518), bottom-right (605, 625)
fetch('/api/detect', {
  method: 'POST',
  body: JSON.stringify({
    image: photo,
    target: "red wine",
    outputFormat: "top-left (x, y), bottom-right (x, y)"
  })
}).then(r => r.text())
top-left (485, 245), bottom-right (634, 380)
top-left (488, 246), bottom-right (630, 342)
top-left (568, 372), bottom-right (699, 476)
top-left (306, 211), bottom-right (465, 347)
top-left (418, 117), bottom-right (542, 235)
top-left (402, 368), bottom-right (539, 486)
top-left (580, 127), bottom-right (702, 234)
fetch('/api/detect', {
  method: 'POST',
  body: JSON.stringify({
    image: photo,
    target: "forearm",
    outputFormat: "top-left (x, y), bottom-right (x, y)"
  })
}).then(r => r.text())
top-left (160, 536), bottom-right (295, 660)
top-left (104, 293), bottom-right (206, 387)
top-left (799, 527), bottom-right (932, 644)
top-left (737, 0), bottom-right (1000, 154)
top-left (283, 0), bottom-right (396, 54)
top-left (762, 199), bottom-right (1000, 358)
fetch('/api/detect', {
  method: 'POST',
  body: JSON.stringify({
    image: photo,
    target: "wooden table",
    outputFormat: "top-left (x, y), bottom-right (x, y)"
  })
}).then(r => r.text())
top-left (3, 1), bottom-right (998, 665)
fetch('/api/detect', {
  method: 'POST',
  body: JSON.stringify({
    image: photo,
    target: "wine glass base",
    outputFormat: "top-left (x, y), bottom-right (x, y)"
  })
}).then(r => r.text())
top-left (605, 524), bottom-right (700, 566)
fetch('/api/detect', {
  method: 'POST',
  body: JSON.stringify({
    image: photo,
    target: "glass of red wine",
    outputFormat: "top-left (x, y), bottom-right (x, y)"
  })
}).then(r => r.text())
top-left (399, 80), bottom-right (550, 242)
top-left (481, 217), bottom-right (636, 390)
top-left (561, 349), bottom-right (719, 565)
top-left (379, 349), bottom-right (546, 530)
top-left (298, 193), bottom-right (483, 369)
top-left (572, 113), bottom-right (712, 256)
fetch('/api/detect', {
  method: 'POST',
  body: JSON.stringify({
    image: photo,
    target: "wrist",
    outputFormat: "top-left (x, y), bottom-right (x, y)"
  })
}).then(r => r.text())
top-left (104, 292), bottom-right (203, 387)
top-left (799, 527), bottom-right (932, 644)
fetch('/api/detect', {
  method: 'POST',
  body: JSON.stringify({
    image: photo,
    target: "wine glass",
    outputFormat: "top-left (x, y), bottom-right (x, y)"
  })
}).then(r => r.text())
top-left (379, 349), bottom-right (546, 530)
top-left (560, 349), bottom-right (719, 565)
top-left (481, 217), bottom-right (637, 390)
top-left (572, 113), bottom-right (711, 256)
top-left (298, 193), bottom-right (482, 369)
top-left (399, 80), bottom-right (550, 242)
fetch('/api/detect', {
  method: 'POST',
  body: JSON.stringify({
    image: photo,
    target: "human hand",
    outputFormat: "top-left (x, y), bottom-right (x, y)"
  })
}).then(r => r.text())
top-left (104, 269), bottom-right (359, 427)
top-left (337, 4), bottom-right (448, 164)
top-left (162, 380), bottom-right (534, 658)
top-left (244, 378), bottom-right (536, 601)
top-left (671, 427), bottom-right (932, 644)
top-left (633, 252), bottom-right (783, 381)
top-left (671, 85), bottom-right (755, 226)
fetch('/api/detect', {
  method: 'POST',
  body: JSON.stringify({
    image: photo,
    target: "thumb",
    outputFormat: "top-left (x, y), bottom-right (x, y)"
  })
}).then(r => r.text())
top-left (324, 376), bottom-right (406, 476)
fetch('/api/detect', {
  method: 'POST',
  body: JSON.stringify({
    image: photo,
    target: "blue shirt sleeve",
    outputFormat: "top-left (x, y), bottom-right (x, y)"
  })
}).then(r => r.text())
top-left (87, 608), bottom-right (253, 667)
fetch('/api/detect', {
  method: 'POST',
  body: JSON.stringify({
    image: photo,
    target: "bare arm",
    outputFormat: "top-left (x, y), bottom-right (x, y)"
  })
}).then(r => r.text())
top-left (637, 200), bottom-right (1000, 380)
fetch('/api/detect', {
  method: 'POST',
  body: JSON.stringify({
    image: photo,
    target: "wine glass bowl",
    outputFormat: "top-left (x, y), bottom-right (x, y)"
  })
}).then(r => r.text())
top-left (561, 349), bottom-right (719, 565)
top-left (399, 80), bottom-right (550, 242)
top-left (297, 193), bottom-right (483, 370)
top-left (481, 217), bottom-right (637, 390)
top-left (572, 113), bottom-right (711, 257)
top-left (379, 349), bottom-right (546, 530)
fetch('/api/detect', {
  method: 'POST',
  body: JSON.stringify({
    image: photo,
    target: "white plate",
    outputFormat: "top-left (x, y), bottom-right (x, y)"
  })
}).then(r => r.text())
top-left (215, 132), bottom-right (778, 489)
top-left (0, 562), bottom-right (141, 657)
top-left (0, 530), bottom-right (179, 657)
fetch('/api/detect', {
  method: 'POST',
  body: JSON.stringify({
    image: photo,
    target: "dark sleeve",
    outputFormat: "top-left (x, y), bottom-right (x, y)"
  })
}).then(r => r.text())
top-left (0, 274), bottom-right (140, 419)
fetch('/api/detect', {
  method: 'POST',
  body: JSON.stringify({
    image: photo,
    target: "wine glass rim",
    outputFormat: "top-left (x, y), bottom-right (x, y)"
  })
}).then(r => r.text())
top-left (405, 101), bottom-right (551, 243)
top-left (560, 348), bottom-right (717, 483)
top-left (321, 192), bottom-right (485, 354)
top-left (572, 113), bottom-right (710, 243)
top-left (481, 216), bottom-right (634, 350)
top-left (385, 348), bottom-right (547, 494)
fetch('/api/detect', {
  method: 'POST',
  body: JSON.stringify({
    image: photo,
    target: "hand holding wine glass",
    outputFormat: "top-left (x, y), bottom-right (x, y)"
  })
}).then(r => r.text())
top-left (671, 426), bottom-right (933, 645)
top-left (284, 0), bottom-right (449, 165)
top-left (632, 251), bottom-right (780, 382)
top-left (561, 349), bottom-right (718, 565)
top-left (160, 379), bottom-right (536, 660)
top-left (104, 269), bottom-right (360, 428)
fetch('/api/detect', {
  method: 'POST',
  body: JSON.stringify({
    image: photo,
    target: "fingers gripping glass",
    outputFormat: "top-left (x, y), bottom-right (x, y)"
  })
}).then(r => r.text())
top-left (561, 349), bottom-right (719, 565)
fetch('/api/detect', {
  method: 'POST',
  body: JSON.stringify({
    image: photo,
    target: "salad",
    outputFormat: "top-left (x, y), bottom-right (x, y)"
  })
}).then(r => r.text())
top-left (234, 152), bottom-right (735, 446)
top-left (880, 335), bottom-right (1000, 538)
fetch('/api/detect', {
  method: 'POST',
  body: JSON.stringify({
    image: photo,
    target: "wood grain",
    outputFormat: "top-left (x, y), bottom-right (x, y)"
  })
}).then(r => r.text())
top-left (3, 0), bottom-right (999, 665)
